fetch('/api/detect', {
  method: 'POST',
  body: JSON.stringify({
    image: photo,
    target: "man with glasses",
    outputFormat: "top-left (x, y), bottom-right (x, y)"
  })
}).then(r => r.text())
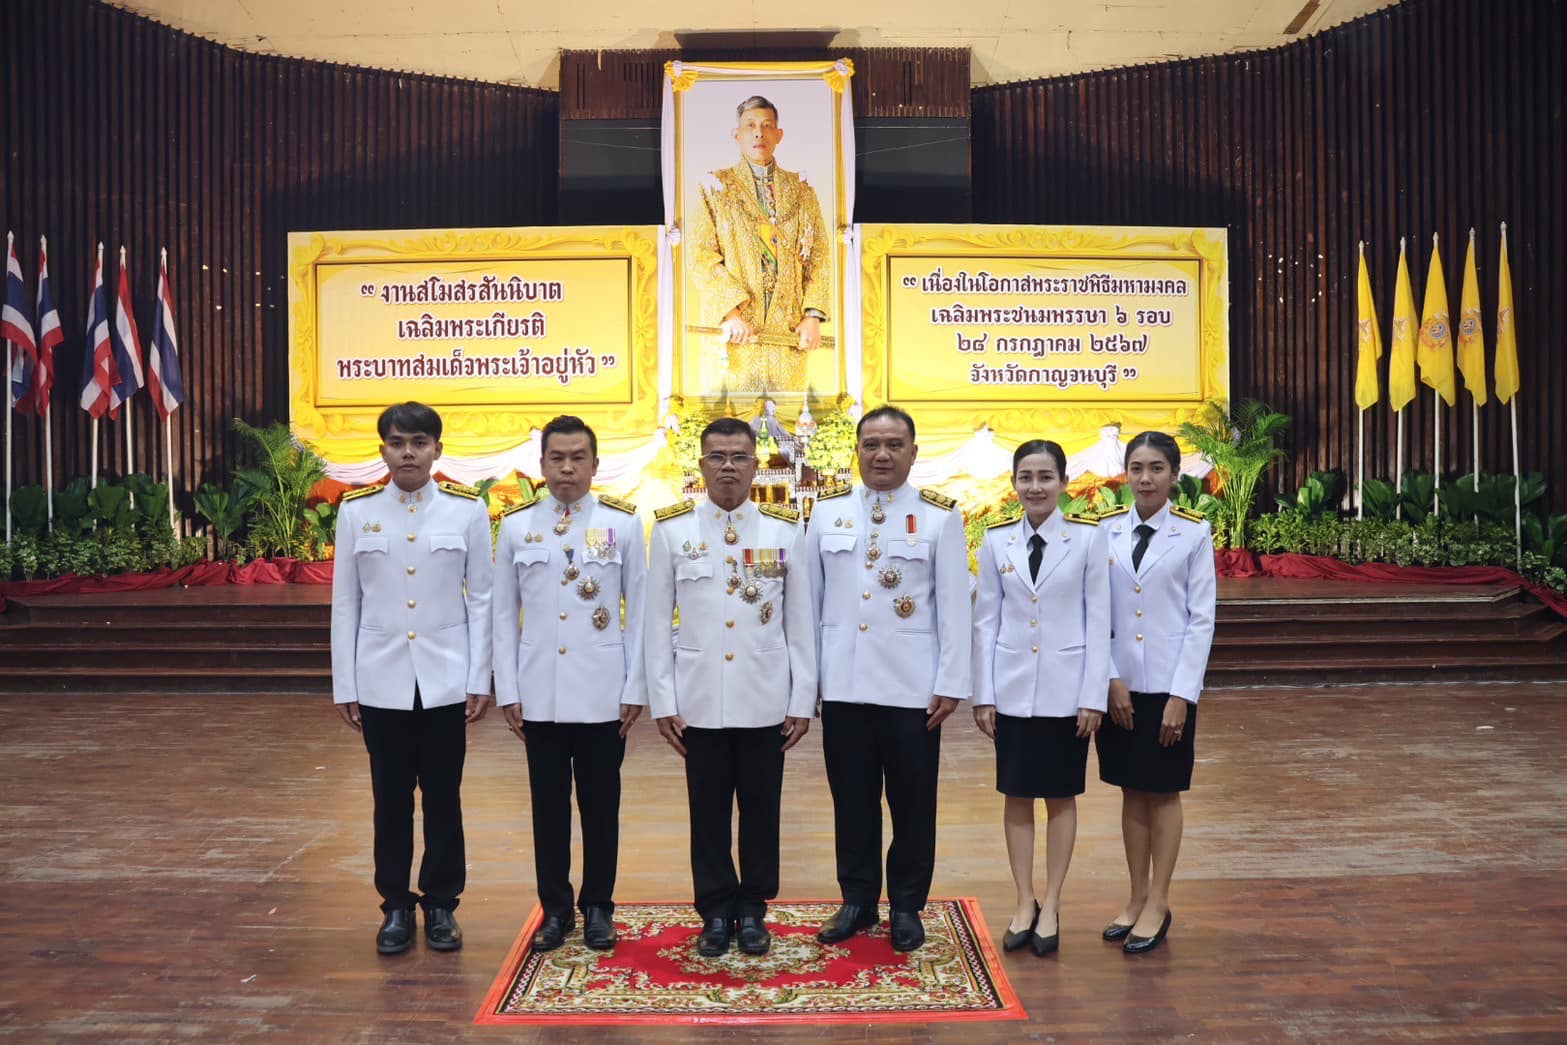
top-left (804, 405), bottom-right (972, 952)
top-left (644, 418), bottom-right (816, 957)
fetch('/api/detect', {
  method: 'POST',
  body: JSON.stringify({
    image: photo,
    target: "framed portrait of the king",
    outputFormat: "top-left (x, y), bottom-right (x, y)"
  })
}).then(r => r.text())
top-left (665, 60), bottom-right (853, 409)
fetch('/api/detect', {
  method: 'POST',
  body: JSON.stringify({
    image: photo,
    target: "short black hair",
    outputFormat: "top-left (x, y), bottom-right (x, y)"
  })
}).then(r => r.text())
top-left (377, 402), bottom-right (442, 441)
top-left (1126, 430), bottom-right (1181, 471)
top-left (540, 414), bottom-right (597, 458)
top-left (735, 95), bottom-right (779, 123)
top-left (1013, 439), bottom-right (1067, 477)
top-left (856, 405), bottom-right (916, 443)
top-left (700, 416), bottom-right (757, 447)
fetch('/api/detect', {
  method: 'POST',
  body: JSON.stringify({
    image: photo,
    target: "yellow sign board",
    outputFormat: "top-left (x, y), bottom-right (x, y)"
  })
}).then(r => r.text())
top-left (289, 227), bottom-right (660, 461)
top-left (861, 224), bottom-right (1229, 451)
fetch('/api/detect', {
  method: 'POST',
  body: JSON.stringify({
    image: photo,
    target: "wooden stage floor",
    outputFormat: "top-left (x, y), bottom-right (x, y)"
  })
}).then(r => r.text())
top-left (3, 684), bottom-right (1566, 1041)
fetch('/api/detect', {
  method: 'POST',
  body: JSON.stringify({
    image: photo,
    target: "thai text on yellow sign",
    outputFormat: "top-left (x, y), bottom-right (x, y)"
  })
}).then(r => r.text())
top-left (887, 256), bottom-right (1202, 401)
top-left (288, 226), bottom-right (661, 462)
top-left (315, 258), bottom-right (632, 405)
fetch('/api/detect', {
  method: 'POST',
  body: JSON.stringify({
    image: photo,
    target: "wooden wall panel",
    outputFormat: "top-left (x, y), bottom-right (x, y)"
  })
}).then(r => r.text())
top-left (973, 0), bottom-right (1566, 509)
top-left (1, 0), bottom-right (557, 500)
top-left (559, 48), bottom-right (972, 120)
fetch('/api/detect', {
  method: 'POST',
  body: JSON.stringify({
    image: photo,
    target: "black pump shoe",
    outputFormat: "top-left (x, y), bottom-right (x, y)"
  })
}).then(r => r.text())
top-left (1001, 901), bottom-right (1040, 952)
top-left (1031, 911), bottom-right (1059, 956)
top-left (1123, 910), bottom-right (1172, 954)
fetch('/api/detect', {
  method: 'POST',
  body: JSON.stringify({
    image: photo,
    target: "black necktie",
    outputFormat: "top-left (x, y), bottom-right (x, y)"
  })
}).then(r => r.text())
top-left (1028, 534), bottom-right (1045, 582)
top-left (1131, 524), bottom-right (1155, 571)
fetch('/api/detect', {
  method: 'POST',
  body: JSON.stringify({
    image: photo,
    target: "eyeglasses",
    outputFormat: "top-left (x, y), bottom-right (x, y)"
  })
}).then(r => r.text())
top-left (701, 452), bottom-right (756, 467)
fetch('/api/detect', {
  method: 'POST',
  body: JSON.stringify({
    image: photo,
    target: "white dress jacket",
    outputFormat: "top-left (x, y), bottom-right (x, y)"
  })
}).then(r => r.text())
top-left (972, 511), bottom-right (1112, 717)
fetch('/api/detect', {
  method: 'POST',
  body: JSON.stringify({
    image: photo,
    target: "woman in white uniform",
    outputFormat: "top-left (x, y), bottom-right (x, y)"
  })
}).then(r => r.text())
top-left (1094, 431), bottom-right (1217, 955)
top-left (973, 440), bottom-right (1110, 956)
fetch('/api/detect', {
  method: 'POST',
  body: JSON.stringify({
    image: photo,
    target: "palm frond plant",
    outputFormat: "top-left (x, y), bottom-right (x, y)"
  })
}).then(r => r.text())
top-left (232, 419), bottom-right (327, 559)
top-left (1177, 398), bottom-right (1291, 550)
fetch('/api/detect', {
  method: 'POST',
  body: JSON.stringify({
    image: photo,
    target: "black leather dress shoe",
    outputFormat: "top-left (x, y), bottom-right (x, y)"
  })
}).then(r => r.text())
top-left (817, 903), bottom-right (878, 944)
top-left (583, 906), bottom-right (617, 950)
top-left (1102, 920), bottom-right (1135, 942)
top-left (697, 916), bottom-right (733, 957)
top-left (376, 907), bottom-right (416, 955)
top-left (424, 907), bottom-right (462, 951)
top-left (1031, 911), bottom-right (1059, 956)
top-left (735, 916), bottom-right (771, 955)
top-left (531, 912), bottom-right (575, 952)
top-left (889, 910), bottom-right (926, 952)
top-left (1123, 910), bottom-right (1172, 954)
top-left (1001, 901), bottom-right (1040, 953)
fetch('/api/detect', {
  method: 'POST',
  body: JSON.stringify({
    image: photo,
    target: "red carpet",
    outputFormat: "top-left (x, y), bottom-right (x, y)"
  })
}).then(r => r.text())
top-left (475, 898), bottom-right (1025, 1026)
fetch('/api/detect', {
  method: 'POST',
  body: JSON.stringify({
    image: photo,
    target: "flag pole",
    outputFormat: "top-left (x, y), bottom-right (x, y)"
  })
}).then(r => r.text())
top-left (120, 246), bottom-right (134, 480)
top-left (90, 418), bottom-right (99, 489)
top-left (164, 414), bottom-right (175, 532)
top-left (1394, 410), bottom-right (1404, 521)
top-left (1430, 234), bottom-right (1441, 520)
top-left (40, 236), bottom-right (54, 531)
top-left (1357, 408), bottom-right (1365, 521)
top-left (1432, 387), bottom-right (1441, 519)
top-left (1468, 227), bottom-right (1480, 524)
top-left (1511, 399), bottom-right (1521, 571)
top-left (4, 343), bottom-right (12, 544)
top-left (4, 231), bottom-right (13, 544)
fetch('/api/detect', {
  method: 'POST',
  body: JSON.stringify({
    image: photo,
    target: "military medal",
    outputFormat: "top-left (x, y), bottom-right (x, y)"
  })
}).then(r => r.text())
top-left (591, 606), bottom-right (611, 631)
top-left (893, 594), bottom-right (916, 618)
top-left (870, 498), bottom-right (886, 524)
top-left (524, 532), bottom-right (535, 543)
top-left (576, 576), bottom-right (600, 600)
top-left (553, 506), bottom-right (572, 536)
top-left (724, 523), bottom-right (740, 545)
top-left (879, 566), bottom-right (903, 589)
top-left (759, 601), bottom-right (774, 624)
top-left (562, 547), bottom-right (580, 582)
top-left (906, 513), bottom-right (918, 544)
top-left (740, 580), bottom-right (763, 604)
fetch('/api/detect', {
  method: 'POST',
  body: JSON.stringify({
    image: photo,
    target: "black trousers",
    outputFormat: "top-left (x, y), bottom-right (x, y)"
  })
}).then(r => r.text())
top-left (683, 724), bottom-right (785, 921)
top-left (821, 701), bottom-right (941, 913)
top-left (522, 719), bottom-right (626, 919)
top-left (360, 695), bottom-right (467, 913)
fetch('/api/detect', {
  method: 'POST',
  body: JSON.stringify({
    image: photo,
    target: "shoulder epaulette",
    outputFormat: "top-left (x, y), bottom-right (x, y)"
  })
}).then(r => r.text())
top-left (597, 493), bottom-right (638, 515)
top-left (986, 513), bottom-right (1021, 530)
top-left (1171, 504), bottom-right (1207, 524)
top-left (815, 481), bottom-right (852, 501)
top-left (919, 489), bottom-right (957, 511)
top-left (340, 483), bottom-right (384, 503)
top-left (439, 480), bottom-right (481, 500)
top-left (1064, 511), bottom-right (1100, 526)
top-left (1097, 504), bottom-right (1132, 519)
top-left (653, 499), bottom-right (695, 522)
top-left (759, 502), bottom-right (801, 524)
top-left (499, 492), bottom-right (538, 518)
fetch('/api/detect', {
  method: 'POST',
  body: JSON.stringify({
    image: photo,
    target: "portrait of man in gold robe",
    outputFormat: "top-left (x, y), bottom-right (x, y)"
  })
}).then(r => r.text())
top-left (687, 95), bottom-right (832, 394)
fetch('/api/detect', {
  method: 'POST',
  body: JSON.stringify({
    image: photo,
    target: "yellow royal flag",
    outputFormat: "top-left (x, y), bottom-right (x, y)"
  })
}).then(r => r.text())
top-left (1422, 235), bottom-right (1454, 407)
top-left (1456, 231), bottom-right (1487, 405)
top-left (1388, 240), bottom-right (1419, 410)
top-left (1417, 235), bottom-right (1457, 406)
top-left (1494, 224), bottom-right (1520, 404)
top-left (1354, 245), bottom-right (1382, 410)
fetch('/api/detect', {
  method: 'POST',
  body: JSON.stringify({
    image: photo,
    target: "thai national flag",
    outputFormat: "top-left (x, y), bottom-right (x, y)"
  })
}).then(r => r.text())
top-left (146, 250), bottom-right (184, 421)
top-left (3, 233), bottom-right (38, 413)
top-left (33, 237), bottom-right (63, 415)
top-left (80, 246), bottom-right (118, 419)
top-left (109, 246), bottom-right (145, 416)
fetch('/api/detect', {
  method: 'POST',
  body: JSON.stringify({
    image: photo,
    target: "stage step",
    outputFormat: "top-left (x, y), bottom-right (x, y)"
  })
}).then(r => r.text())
top-left (1, 578), bottom-right (1563, 695)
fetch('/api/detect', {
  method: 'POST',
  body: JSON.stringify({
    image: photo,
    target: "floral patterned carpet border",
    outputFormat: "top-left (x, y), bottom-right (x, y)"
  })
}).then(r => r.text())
top-left (474, 898), bottom-right (1025, 1026)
